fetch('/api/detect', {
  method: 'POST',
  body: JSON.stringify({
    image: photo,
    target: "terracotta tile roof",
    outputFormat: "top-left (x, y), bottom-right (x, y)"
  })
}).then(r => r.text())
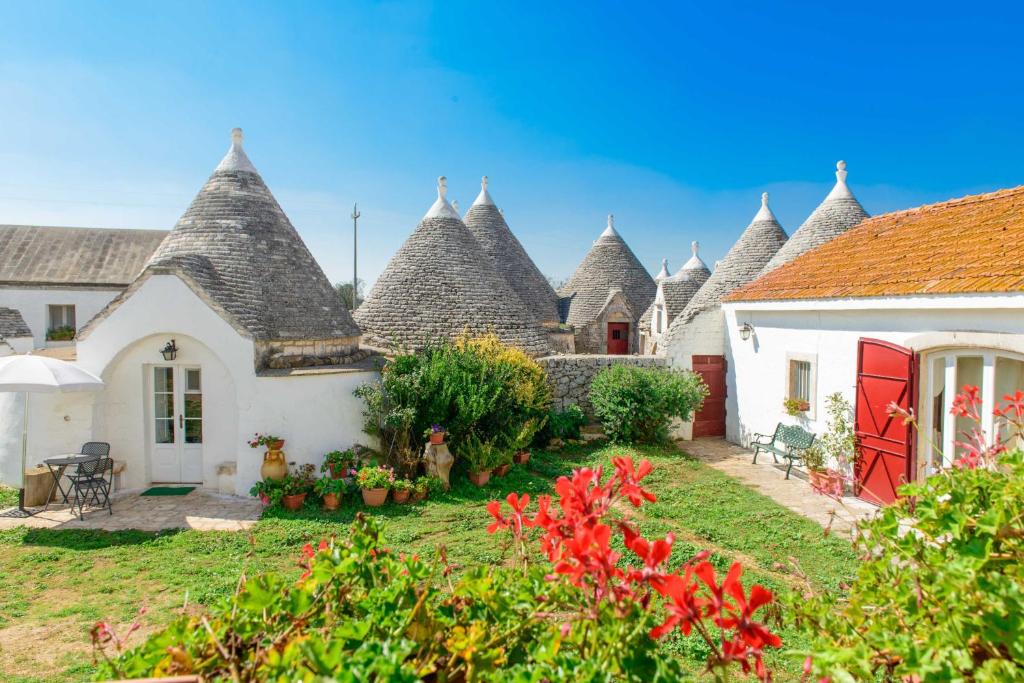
top-left (726, 185), bottom-right (1024, 302)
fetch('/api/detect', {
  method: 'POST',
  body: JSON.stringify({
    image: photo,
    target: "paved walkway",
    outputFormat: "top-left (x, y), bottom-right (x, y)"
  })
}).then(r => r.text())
top-left (0, 488), bottom-right (262, 532)
top-left (681, 437), bottom-right (878, 539)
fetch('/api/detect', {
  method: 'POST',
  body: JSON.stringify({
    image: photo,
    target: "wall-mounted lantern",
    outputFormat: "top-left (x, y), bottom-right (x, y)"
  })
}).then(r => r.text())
top-left (738, 323), bottom-right (754, 341)
top-left (160, 339), bottom-right (179, 361)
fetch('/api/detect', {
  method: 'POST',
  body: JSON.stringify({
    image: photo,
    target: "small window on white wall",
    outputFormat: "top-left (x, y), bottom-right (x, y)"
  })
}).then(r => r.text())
top-left (785, 353), bottom-right (817, 415)
top-left (47, 304), bottom-right (76, 340)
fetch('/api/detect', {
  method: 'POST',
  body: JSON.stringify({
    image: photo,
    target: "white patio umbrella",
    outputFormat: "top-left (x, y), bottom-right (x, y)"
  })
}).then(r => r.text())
top-left (0, 355), bottom-right (104, 513)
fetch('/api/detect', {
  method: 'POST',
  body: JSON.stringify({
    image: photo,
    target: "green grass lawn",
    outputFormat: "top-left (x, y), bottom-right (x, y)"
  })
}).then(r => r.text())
top-left (0, 442), bottom-right (856, 682)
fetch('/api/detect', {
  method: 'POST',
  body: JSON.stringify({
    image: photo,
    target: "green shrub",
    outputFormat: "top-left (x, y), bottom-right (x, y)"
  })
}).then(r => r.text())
top-left (355, 335), bottom-right (551, 470)
top-left (545, 404), bottom-right (588, 441)
top-left (797, 449), bottom-right (1024, 681)
top-left (589, 365), bottom-right (707, 443)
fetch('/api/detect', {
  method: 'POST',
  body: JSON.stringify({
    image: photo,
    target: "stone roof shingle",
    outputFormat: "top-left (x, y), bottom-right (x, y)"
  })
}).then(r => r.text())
top-left (0, 307), bottom-right (31, 338)
top-left (558, 216), bottom-right (656, 327)
top-left (462, 177), bottom-right (560, 325)
top-left (0, 225), bottom-right (167, 287)
top-left (727, 184), bottom-right (1024, 302)
top-left (354, 178), bottom-right (552, 356)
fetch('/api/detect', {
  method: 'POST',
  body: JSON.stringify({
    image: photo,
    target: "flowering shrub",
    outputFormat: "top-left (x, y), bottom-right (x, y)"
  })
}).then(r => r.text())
top-left (797, 388), bottom-right (1024, 681)
top-left (93, 460), bottom-right (777, 681)
top-left (355, 464), bottom-right (395, 490)
top-left (590, 365), bottom-right (708, 443)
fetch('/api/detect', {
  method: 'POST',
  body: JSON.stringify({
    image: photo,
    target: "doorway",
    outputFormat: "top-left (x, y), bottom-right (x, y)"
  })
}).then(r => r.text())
top-left (150, 365), bottom-right (204, 483)
top-left (607, 322), bottom-right (629, 354)
top-left (692, 355), bottom-right (726, 437)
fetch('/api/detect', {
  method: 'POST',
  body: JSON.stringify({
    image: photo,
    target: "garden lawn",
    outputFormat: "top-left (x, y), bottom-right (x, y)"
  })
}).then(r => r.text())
top-left (0, 442), bottom-right (857, 682)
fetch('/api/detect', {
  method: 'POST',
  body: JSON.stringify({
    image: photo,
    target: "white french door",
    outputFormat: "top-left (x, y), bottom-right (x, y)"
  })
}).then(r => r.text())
top-left (150, 366), bottom-right (204, 483)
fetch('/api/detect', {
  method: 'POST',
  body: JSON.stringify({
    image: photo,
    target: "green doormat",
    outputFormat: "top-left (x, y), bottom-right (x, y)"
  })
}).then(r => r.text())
top-left (140, 486), bottom-right (195, 497)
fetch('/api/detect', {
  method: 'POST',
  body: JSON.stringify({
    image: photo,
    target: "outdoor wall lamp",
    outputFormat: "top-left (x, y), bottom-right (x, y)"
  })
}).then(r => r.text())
top-left (160, 339), bottom-right (179, 361)
top-left (738, 323), bottom-right (754, 341)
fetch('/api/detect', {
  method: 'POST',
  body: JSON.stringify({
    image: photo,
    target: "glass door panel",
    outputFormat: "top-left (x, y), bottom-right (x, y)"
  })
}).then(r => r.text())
top-left (153, 367), bottom-right (175, 444)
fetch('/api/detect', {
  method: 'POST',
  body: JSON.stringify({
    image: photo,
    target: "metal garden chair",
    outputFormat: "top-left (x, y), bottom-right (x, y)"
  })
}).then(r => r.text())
top-left (69, 456), bottom-right (114, 520)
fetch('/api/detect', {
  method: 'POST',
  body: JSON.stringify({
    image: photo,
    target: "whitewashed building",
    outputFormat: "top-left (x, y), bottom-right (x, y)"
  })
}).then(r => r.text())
top-left (0, 225), bottom-right (166, 348)
top-left (640, 242), bottom-right (711, 355)
top-left (723, 184), bottom-right (1024, 505)
top-left (0, 130), bottom-right (377, 496)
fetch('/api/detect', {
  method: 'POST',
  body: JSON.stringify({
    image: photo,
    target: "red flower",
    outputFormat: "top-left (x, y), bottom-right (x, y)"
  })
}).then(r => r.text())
top-left (719, 565), bottom-right (781, 650)
top-left (951, 385), bottom-right (981, 420)
top-left (650, 569), bottom-right (704, 638)
top-left (611, 456), bottom-right (657, 506)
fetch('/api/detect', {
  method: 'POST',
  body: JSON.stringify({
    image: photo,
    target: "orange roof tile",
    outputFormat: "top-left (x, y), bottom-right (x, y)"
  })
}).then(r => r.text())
top-left (726, 185), bottom-right (1024, 302)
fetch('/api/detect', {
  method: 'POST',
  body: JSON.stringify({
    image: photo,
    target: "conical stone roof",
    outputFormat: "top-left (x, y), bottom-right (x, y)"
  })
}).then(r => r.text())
top-left (558, 215), bottom-right (656, 327)
top-left (666, 193), bottom-right (787, 338)
top-left (462, 177), bottom-right (560, 325)
top-left (759, 161), bottom-right (869, 273)
top-left (354, 177), bottom-right (552, 356)
top-left (641, 242), bottom-right (712, 326)
top-left (83, 129), bottom-right (360, 343)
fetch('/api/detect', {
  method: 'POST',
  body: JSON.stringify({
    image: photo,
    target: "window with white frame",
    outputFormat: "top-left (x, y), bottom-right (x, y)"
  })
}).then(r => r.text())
top-left (47, 305), bottom-right (76, 335)
top-left (785, 353), bottom-right (817, 414)
top-left (655, 307), bottom-right (663, 334)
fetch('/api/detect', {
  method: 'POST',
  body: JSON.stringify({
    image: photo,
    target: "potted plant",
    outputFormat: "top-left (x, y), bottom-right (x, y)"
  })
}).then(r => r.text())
top-left (315, 476), bottom-right (346, 511)
top-left (249, 432), bottom-right (288, 481)
top-left (322, 449), bottom-right (355, 479)
top-left (411, 476), bottom-right (429, 503)
top-left (356, 465), bottom-right (395, 507)
top-left (812, 392), bottom-right (856, 496)
top-left (462, 433), bottom-right (496, 487)
top-left (783, 398), bottom-right (810, 417)
top-left (249, 478), bottom-right (284, 507)
top-left (512, 418), bottom-right (542, 465)
top-left (492, 449), bottom-right (513, 477)
top-left (426, 424), bottom-right (446, 446)
top-left (392, 478), bottom-right (413, 504)
top-left (280, 464), bottom-right (317, 511)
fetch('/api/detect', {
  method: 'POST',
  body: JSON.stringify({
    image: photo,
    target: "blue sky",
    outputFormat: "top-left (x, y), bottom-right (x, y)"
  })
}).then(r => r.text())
top-left (1, 1), bottom-right (1022, 288)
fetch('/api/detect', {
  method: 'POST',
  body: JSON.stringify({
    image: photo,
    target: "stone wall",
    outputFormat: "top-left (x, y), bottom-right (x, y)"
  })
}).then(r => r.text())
top-left (538, 354), bottom-right (667, 417)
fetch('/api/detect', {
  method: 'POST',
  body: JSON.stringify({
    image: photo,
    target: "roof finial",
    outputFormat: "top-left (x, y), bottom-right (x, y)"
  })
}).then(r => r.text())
top-left (438, 176), bottom-right (448, 199)
top-left (691, 241), bottom-right (699, 256)
top-left (231, 127), bottom-right (244, 146)
top-left (825, 159), bottom-right (855, 200)
top-left (662, 257), bottom-right (668, 267)
top-left (608, 214), bottom-right (614, 229)
top-left (452, 199), bottom-right (460, 214)
top-left (215, 127), bottom-right (258, 173)
top-left (836, 160), bottom-right (848, 184)
top-left (472, 174), bottom-right (495, 206)
top-left (761, 192), bottom-right (769, 207)
top-left (482, 175), bottom-right (488, 191)
top-left (753, 191), bottom-right (776, 222)
top-left (424, 175), bottom-right (461, 219)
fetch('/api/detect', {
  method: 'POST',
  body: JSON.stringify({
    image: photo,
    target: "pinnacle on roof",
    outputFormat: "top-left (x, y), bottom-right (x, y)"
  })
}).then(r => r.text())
top-left (680, 241), bottom-right (709, 275)
top-left (655, 258), bottom-right (670, 281)
top-left (355, 177), bottom-right (553, 355)
top-left (462, 176), bottom-right (561, 326)
top-left (473, 175), bottom-right (496, 206)
top-left (558, 215), bottom-right (656, 327)
top-left (424, 176), bottom-right (461, 220)
top-left (759, 161), bottom-right (869, 273)
top-left (81, 128), bottom-right (361, 344)
top-left (665, 191), bottom-right (787, 337)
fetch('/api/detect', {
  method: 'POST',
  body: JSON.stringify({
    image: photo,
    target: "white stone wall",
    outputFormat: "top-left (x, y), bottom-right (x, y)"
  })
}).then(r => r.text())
top-left (538, 354), bottom-right (667, 417)
top-left (665, 307), bottom-right (727, 372)
top-left (0, 274), bottom-right (378, 495)
top-left (0, 286), bottom-right (122, 348)
top-left (723, 295), bottom-right (1024, 463)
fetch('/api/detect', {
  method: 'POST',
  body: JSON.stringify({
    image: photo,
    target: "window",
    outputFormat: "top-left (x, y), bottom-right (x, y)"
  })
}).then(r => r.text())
top-left (655, 307), bottom-right (663, 333)
top-left (784, 353), bottom-right (817, 415)
top-left (611, 329), bottom-right (622, 340)
top-left (47, 304), bottom-right (76, 338)
top-left (154, 367), bottom-right (174, 444)
top-left (184, 368), bottom-right (203, 444)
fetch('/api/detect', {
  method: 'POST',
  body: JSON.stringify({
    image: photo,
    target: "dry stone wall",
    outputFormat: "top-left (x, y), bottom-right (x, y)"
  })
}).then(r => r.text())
top-left (538, 354), bottom-right (667, 418)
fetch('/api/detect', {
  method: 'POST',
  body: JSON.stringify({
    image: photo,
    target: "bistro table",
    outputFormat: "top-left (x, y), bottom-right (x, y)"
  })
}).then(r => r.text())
top-left (42, 454), bottom-right (100, 511)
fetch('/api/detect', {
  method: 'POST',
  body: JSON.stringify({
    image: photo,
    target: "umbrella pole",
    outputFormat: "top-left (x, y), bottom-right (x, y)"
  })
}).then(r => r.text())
top-left (18, 392), bottom-right (28, 514)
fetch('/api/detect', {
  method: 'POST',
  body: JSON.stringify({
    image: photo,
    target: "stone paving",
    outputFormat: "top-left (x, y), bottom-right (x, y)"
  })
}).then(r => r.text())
top-left (681, 437), bottom-right (878, 539)
top-left (0, 487), bottom-right (262, 532)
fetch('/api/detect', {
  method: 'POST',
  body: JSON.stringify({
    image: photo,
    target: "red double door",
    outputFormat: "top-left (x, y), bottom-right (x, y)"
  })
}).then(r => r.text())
top-left (855, 338), bottom-right (918, 505)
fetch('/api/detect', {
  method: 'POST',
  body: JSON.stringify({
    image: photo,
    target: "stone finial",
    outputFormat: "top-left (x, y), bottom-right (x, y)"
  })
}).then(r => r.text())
top-left (452, 199), bottom-right (460, 214)
top-left (473, 174), bottom-right (495, 207)
top-left (482, 175), bottom-right (488, 191)
top-left (753, 191), bottom-right (776, 222)
top-left (662, 257), bottom-right (668, 268)
top-left (761, 192), bottom-right (769, 206)
top-left (692, 241), bottom-right (699, 256)
top-left (215, 127), bottom-right (258, 173)
top-left (231, 127), bottom-right (244, 145)
top-left (608, 214), bottom-right (614, 229)
top-left (836, 160), bottom-right (848, 184)
top-left (826, 159), bottom-right (855, 200)
top-left (438, 176), bottom-right (448, 199)
top-left (425, 175), bottom-right (460, 219)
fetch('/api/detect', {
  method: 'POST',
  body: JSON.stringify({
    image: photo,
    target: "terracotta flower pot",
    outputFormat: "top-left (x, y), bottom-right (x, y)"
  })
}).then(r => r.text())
top-left (429, 432), bottom-right (446, 445)
top-left (468, 470), bottom-right (490, 487)
top-left (393, 489), bottom-right (411, 504)
top-left (268, 439), bottom-right (285, 451)
top-left (493, 463), bottom-right (512, 477)
top-left (361, 487), bottom-right (388, 507)
top-left (329, 463), bottom-right (347, 480)
top-left (261, 449), bottom-right (288, 481)
top-left (281, 493), bottom-right (306, 511)
top-left (513, 450), bottom-right (530, 465)
top-left (322, 492), bottom-right (341, 511)
top-left (808, 470), bottom-right (843, 496)
top-left (411, 490), bottom-right (426, 503)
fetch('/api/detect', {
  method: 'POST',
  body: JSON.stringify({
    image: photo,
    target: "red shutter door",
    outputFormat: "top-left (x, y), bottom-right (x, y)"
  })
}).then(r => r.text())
top-left (855, 338), bottom-right (917, 505)
top-left (607, 323), bottom-right (629, 354)
top-left (692, 355), bottom-right (726, 437)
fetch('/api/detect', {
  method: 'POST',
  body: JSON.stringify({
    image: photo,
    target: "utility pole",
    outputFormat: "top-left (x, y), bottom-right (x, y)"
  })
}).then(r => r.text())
top-left (351, 203), bottom-right (360, 311)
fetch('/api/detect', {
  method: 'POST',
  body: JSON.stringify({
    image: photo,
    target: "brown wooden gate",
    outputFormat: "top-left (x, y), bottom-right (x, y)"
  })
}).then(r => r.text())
top-left (692, 355), bottom-right (726, 437)
top-left (855, 338), bottom-right (917, 505)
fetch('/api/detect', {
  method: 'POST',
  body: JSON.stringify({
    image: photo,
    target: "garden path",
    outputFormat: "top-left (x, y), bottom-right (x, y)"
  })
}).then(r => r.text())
top-left (0, 488), bottom-right (261, 531)
top-left (682, 437), bottom-right (877, 539)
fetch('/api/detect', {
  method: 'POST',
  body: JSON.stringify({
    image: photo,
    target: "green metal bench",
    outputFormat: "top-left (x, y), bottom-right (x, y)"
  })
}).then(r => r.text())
top-left (751, 423), bottom-right (815, 479)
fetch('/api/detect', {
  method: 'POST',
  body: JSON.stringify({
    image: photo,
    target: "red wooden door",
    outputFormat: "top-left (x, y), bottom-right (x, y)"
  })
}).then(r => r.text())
top-left (692, 355), bottom-right (726, 437)
top-left (855, 338), bottom-right (917, 505)
top-left (607, 323), bottom-right (629, 354)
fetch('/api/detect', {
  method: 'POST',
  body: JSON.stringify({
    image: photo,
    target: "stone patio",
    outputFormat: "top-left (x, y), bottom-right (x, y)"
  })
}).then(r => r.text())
top-left (0, 487), bottom-right (262, 532)
top-left (682, 437), bottom-right (878, 539)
